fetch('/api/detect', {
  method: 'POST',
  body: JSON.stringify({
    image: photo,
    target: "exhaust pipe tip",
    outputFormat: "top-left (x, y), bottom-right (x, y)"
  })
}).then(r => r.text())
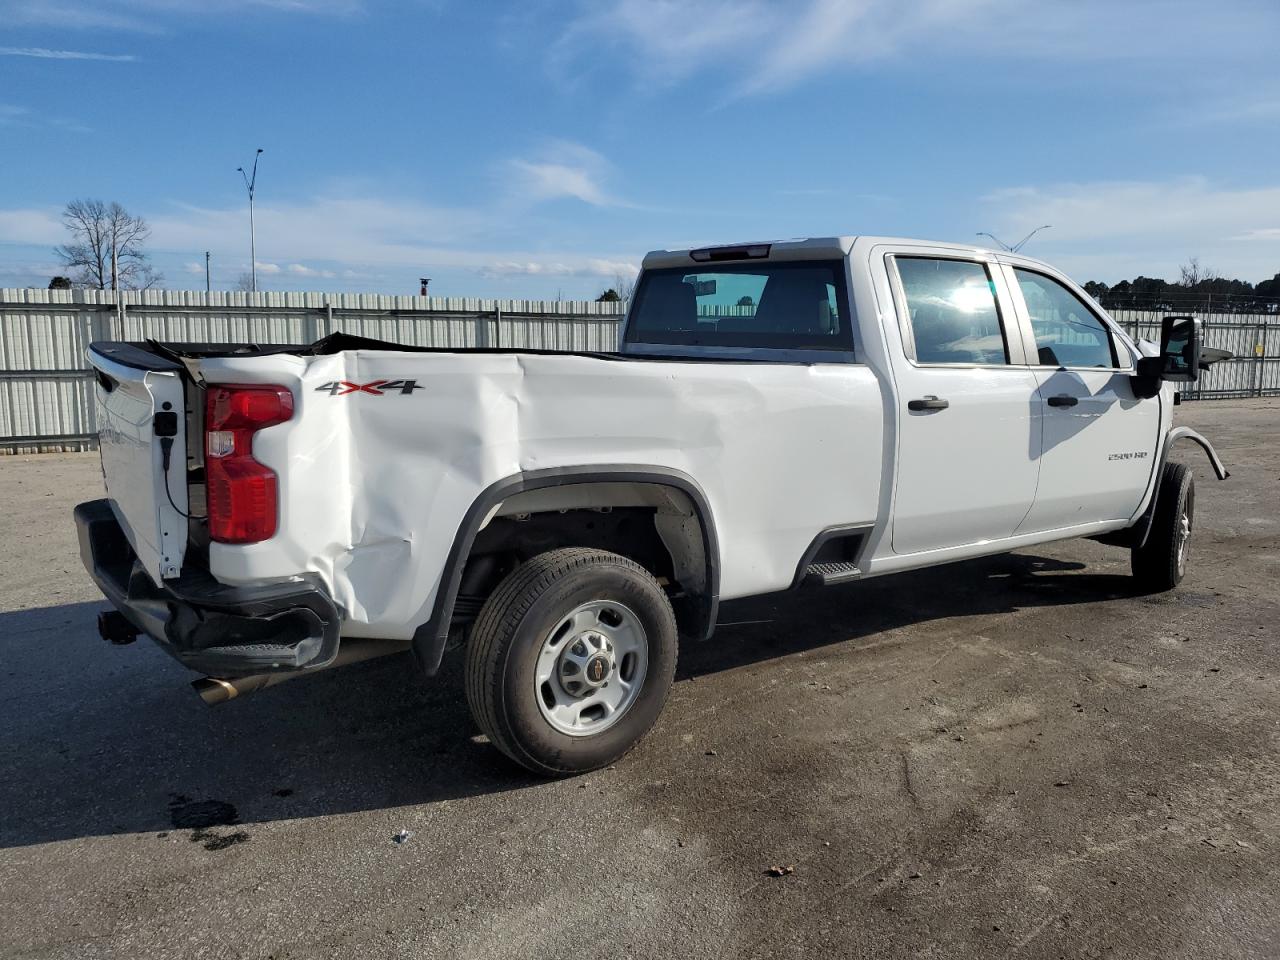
top-left (192, 676), bottom-right (240, 706)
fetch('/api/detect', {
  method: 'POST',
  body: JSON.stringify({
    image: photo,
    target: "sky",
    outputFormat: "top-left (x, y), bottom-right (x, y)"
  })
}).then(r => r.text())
top-left (2, 0), bottom-right (1280, 299)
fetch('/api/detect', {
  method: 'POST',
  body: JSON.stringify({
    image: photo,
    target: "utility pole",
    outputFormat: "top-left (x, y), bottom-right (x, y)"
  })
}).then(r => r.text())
top-left (205, 251), bottom-right (211, 293)
top-left (237, 148), bottom-right (264, 292)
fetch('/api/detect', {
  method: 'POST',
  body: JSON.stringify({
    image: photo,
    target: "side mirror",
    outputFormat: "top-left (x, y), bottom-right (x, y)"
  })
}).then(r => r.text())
top-left (682, 276), bottom-right (717, 296)
top-left (1158, 315), bottom-right (1200, 383)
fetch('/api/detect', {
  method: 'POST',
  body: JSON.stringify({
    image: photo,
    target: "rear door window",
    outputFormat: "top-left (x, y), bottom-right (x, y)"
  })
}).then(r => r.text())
top-left (894, 257), bottom-right (1009, 365)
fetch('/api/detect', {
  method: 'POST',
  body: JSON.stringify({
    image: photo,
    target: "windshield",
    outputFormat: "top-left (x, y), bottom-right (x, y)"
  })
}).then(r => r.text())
top-left (624, 260), bottom-right (852, 351)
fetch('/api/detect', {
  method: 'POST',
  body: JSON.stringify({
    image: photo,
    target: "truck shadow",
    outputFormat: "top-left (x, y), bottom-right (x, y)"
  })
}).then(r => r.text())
top-left (0, 551), bottom-right (1137, 850)
top-left (682, 551), bottom-right (1133, 680)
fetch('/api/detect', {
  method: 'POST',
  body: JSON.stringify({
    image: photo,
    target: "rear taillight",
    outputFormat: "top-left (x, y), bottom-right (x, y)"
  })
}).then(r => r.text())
top-left (204, 384), bottom-right (294, 543)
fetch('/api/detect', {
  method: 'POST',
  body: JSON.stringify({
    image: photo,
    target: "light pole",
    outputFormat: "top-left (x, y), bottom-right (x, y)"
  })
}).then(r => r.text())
top-left (976, 225), bottom-right (1052, 253)
top-left (237, 148), bottom-right (264, 292)
top-left (205, 251), bottom-right (211, 293)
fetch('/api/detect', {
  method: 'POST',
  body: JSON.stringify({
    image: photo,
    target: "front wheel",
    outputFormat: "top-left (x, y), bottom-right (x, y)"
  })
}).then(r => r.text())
top-left (464, 548), bottom-right (678, 776)
top-left (1131, 461), bottom-right (1195, 592)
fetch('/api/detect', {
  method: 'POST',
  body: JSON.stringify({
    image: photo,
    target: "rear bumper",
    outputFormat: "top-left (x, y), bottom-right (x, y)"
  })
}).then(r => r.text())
top-left (74, 498), bottom-right (340, 677)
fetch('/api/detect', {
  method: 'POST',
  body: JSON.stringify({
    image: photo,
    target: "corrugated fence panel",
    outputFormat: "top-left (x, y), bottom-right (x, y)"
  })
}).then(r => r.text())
top-left (498, 315), bottom-right (621, 351)
top-left (0, 289), bottom-right (626, 450)
top-left (3, 289), bottom-right (1275, 451)
top-left (0, 375), bottom-right (95, 447)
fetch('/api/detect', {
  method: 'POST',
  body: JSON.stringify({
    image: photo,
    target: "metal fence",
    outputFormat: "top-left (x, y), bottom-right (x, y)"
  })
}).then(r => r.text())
top-left (0, 289), bottom-right (625, 453)
top-left (1109, 309), bottom-right (1280, 400)
top-left (1, 291), bottom-right (1277, 453)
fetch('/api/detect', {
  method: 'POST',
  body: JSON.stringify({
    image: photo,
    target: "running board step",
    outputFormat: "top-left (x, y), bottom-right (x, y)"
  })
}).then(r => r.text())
top-left (805, 561), bottom-right (862, 586)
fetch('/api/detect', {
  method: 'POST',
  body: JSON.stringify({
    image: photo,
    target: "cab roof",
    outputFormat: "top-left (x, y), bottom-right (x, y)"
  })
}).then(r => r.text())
top-left (641, 236), bottom-right (1053, 271)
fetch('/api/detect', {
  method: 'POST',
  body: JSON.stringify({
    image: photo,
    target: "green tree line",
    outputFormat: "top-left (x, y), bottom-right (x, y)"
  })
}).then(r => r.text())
top-left (1084, 259), bottom-right (1280, 314)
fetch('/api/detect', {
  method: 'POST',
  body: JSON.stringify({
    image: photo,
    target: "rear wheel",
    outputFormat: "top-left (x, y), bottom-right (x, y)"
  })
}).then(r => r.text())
top-left (1131, 461), bottom-right (1195, 592)
top-left (465, 547), bottom-right (678, 776)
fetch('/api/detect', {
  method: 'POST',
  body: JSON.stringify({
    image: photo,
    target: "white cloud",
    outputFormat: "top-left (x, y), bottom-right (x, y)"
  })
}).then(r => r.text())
top-left (505, 140), bottom-right (628, 207)
top-left (0, 46), bottom-right (136, 61)
top-left (484, 259), bottom-right (638, 279)
top-left (0, 0), bottom-right (362, 32)
top-left (0, 182), bottom-right (644, 290)
top-left (0, 208), bottom-right (64, 245)
top-left (562, 0), bottom-right (1280, 97)
top-left (287, 263), bottom-right (335, 278)
top-left (982, 177), bottom-right (1280, 282)
top-left (0, 136), bottom-right (644, 293)
top-left (1234, 228), bottom-right (1280, 242)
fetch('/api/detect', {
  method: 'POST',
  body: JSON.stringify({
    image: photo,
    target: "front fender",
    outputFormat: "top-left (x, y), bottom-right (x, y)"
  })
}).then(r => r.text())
top-left (1124, 427), bottom-right (1230, 551)
top-left (1166, 426), bottom-right (1230, 481)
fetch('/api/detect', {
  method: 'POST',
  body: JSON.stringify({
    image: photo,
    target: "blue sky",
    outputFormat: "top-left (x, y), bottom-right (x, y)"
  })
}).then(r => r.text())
top-left (3, 0), bottom-right (1280, 298)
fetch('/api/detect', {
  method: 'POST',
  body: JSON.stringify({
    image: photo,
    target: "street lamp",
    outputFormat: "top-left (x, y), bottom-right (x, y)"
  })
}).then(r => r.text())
top-left (976, 225), bottom-right (1052, 253)
top-left (237, 148), bottom-right (264, 292)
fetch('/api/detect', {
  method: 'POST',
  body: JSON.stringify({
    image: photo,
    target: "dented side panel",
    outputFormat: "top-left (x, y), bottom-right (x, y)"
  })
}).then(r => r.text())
top-left (195, 351), bottom-right (885, 639)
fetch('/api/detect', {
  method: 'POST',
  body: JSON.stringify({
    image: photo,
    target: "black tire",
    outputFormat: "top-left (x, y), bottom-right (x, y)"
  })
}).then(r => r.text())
top-left (1131, 461), bottom-right (1195, 592)
top-left (464, 547), bottom-right (678, 776)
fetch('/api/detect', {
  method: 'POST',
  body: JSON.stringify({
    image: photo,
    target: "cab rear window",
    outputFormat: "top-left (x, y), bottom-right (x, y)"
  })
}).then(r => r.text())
top-left (624, 261), bottom-right (852, 352)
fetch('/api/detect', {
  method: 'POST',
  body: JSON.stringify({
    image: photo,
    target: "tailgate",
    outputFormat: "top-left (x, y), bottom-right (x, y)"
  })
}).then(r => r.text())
top-left (88, 343), bottom-right (191, 582)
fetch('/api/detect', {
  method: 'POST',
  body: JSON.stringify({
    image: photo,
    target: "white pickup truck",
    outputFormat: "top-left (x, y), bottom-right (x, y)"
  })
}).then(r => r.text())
top-left (76, 236), bottom-right (1229, 775)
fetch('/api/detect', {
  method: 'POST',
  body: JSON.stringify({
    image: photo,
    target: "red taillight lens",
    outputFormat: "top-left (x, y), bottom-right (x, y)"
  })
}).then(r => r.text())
top-left (205, 385), bottom-right (293, 544)
top-left (207, 384), bottom-right (293, 432)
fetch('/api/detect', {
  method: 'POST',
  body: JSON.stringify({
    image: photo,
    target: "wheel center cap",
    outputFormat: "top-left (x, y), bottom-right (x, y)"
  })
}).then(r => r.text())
top-left (585, 654), bottom-right (612, 685)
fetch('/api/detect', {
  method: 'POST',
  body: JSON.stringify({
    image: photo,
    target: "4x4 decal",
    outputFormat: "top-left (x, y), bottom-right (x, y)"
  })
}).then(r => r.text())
top-left (315, 379), bottom-right (424, 396)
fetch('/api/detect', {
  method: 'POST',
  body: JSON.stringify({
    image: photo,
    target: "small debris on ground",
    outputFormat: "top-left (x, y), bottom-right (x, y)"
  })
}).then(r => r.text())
top-left (765, 864), bottom-right (795, 877)
top-left (705, 749), bottom-right (718, 756)
top-left (908, 871), bottom-right (923, 879)
top-left (393, 830), bottom-right (412, 845)
top-left (1054, 780), bottom-right (1072, 787)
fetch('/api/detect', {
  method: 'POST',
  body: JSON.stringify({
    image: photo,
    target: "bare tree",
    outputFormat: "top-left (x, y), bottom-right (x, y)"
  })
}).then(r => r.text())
top-left (234, 272), bottom-right (258, 292)
top-left (612, 272), bottom-right (637, 301)
top-left (1178, 256), bottom-right (1217, 287)
top-left (54, 199), bottom-right (162, 290)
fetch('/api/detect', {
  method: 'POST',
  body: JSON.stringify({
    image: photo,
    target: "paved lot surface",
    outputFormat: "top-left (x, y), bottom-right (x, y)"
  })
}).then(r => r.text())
top-left (1, 399), bottom-right (1278, 960)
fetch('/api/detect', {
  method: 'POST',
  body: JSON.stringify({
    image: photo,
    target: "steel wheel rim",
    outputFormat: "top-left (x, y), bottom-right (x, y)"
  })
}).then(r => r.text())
top-left (1176, 501), bottom-right (1193, 577)
top-left (535, 600), bottom-right (648, 737)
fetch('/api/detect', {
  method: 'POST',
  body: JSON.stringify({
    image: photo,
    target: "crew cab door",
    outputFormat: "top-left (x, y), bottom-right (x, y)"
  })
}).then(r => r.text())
top-left (879, 250), bottom-right (1040, 555)
top-left (1000, 264), bottom-right (1160, 532)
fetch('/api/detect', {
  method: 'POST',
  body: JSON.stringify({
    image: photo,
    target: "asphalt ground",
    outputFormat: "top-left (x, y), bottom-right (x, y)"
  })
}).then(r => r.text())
top-left (1, 398), bottom-right (1278, 960)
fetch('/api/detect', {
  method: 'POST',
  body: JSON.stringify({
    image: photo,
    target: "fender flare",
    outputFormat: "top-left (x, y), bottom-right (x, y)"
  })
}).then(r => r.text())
top-left (1131, 426), bottom-right (1229, 550)
top-left (411, 465), bottom-right (721, 676)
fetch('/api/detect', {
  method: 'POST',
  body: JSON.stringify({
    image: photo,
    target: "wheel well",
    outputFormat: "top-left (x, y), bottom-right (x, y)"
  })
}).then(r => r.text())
top-left (455, 481), bottom-right (713, 641)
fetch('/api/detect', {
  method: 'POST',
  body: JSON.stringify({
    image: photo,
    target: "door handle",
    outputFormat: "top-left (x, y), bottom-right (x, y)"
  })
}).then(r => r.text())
top-left (907, 396), bottom-right (949, 411)
top-left (1047, 394), bottom-right (1079, 408)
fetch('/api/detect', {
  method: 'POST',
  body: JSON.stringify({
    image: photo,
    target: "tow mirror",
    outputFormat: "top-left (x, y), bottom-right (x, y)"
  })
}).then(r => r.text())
top-left (1131, 315), bottom-right (1214, 399)
top-left (1157, 315), bottom-right (1200, 383)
